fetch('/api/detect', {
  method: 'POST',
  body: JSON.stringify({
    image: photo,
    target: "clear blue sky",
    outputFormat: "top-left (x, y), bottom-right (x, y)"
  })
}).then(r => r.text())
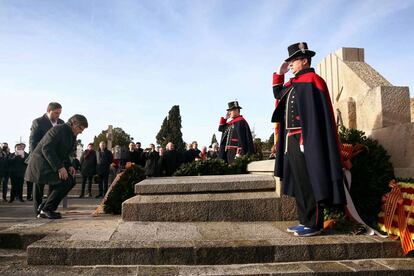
top-left (1, 0), bottom-right (413, 149)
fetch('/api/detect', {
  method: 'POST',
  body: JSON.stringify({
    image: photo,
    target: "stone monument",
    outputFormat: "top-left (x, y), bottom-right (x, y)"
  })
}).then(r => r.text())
top-left (317, 47), bottom-right (414, 178)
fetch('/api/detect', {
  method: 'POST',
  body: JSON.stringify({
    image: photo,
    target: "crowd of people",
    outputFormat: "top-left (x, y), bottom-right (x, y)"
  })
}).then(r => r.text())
top-left (1, 94), bottom-right (257, 220)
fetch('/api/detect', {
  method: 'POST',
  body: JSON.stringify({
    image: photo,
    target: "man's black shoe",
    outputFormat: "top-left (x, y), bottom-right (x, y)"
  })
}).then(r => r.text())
top-left (52, 211), bottom-right (62, 219)
top-left (37, 210), bottom-right (61, 219)
top-left (79, 194), bottom-right (84, 198)
top-left (95, 194), bottom-right (103, 199)
top-left (37, 202), bottom-right (45, 215)
top-left (27, 197), bottom-right (33, 201)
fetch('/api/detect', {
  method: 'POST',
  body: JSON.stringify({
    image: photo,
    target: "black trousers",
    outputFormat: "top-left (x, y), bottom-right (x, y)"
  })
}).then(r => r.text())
top-left (81, 176), bottom-right (93, 195)
top-left (42, 176), bottom-right (76, 212)
top-left (98, 174), bottom-right (109, 196)
top-left (33, 182), bottom-right (53, 214)
top-left (27, 181), bottom-right (33, 199)
top-left (1, 175), bottom-right (9, 199)
top-left (10, 176), bottom-right (24, 200)
top-left (286, 134), bottom-right (324, 229)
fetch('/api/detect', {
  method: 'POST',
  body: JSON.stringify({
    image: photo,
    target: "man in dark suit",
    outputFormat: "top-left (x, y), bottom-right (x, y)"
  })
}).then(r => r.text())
top-left (28, 102), bottom-right (64, 213)
top-left (95, 141), bottom-right (113, 198)
top-left (79, 143), bottom-right (96, 198)
top-left (25, 114), bottom-right (88, 219)
top-left (163, 142), bottom-right (183, 176)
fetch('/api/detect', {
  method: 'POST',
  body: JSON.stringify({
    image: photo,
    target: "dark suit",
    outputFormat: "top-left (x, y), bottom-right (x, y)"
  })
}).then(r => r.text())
top-left (9, 151), bottom-right (29, 201)
top-left (96, 149), bottom-right (113, 196)
top-left (28, 114), bottom-right (64, 210)
top-left (163, 150), bottom-right (182, 176)
top-left (29, 114), bottom-right (64, 153)
top-left (80, 149), bottom-right (97, 196)
top-left (25, 123), bottom-right (76, 212)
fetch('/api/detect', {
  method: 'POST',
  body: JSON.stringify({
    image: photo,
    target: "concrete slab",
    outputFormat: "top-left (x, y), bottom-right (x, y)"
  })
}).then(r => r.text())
top-left (135, 174), bottom-right (276, 194)
top-left (122, 192), bottom-right (280, 221)
top-left (27, 221), bottom-right (404, 266)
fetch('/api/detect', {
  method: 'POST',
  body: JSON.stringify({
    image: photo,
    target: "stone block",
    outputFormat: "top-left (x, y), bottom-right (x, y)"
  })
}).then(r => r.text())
top-left (122, 192), bottom-right (280, 222)
top-left (135, 174), bottom-right (275, 195)
top-left (371, 122), bottom-right (414, 178)
top-left (335, 47), bottom-right (365, 62)
top-left (27, 221), bottom-right (404, 266)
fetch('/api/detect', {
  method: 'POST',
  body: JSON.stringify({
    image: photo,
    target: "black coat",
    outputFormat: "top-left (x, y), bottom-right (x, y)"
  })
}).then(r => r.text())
top-left (0, 151), bottom-right (10, 177)
top-left (144, 151), bottom-right (159, 177)
top-left (136, 148), bottom-right (146, 167)
top-left (218, 116), bottom-right (255, 160)
top-left (80, 150), bottom-right (97, 177)
top-left (29, 114), bottom-right (64, 153)
top-left (25, 123), bottom-right (75, 185)
top-left (96, 149), bottom-right (113, 176)
top-left (8, 152), bottom-right (29, 178)
top-left (271, 68), bottom-right (345, 205)
top-left (125, 150), bottom-right (140, 165)
top-left (163, 150), bottom-right (183, 176)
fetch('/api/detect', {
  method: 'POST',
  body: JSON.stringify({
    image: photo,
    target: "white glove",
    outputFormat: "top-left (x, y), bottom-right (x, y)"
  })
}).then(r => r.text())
top-left (277, 61), bottom-right (289, 75)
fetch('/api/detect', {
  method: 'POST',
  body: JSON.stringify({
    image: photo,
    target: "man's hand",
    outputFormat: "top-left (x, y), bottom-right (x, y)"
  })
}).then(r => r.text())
top-left (277, 61), bottom-right (289, 75)
top-left (58, 167), bottom-right (68, 180)
top-left (68, 166), bottom-right (76, 176)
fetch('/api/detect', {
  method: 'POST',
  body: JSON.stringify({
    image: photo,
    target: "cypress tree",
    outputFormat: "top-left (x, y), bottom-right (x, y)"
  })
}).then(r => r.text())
top-left (210, 134), bottom-right (218, 146)
top-left (156, 105), bottom-right (185, 152)
top-left (156, 116), bottom-right (169, 147)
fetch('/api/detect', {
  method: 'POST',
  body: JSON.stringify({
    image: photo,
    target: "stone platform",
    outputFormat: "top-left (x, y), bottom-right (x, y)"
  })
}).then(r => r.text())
top-left (27, 220), bottom-right (404, 266)
top-left (123, 174), bottom-right (297, 222)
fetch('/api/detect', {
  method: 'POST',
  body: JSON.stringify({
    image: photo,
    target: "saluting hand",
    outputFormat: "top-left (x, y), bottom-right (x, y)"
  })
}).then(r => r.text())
top-left (58, 167), bottom-right (68, 180)
top-left (277, 61), bottom-right (289, 75)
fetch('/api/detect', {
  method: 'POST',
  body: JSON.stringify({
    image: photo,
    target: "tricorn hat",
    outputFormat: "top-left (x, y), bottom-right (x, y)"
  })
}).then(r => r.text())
top-left (227, 101), bottom-right (242, 111)
top-left (285, 42), bottom-right (315, 62)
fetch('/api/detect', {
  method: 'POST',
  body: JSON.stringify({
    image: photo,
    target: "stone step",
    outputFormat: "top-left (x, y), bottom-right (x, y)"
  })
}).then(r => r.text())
top-left (27, 221), bottom-right (405, 266)
top-left (135, 174), bottom-right (276, 195)
top-left (122, 191), bottom-right (281, 221)
top-left (3, 259), bottom-right (414, 275)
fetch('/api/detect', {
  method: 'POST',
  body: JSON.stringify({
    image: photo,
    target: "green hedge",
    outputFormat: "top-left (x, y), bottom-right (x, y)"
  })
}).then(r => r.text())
top-left (174, 155), bottom-right (257, 176)
top-left (325, 127), bottom-right (395, 228)
top-left (103, 164), bottom-right (146, 215)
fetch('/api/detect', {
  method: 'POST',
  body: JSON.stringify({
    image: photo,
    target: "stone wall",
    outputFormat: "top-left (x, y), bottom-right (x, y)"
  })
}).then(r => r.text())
top-left (411, 98), bottom-right (414, 122)
top-left (317, 47), bottom-right (413, 178)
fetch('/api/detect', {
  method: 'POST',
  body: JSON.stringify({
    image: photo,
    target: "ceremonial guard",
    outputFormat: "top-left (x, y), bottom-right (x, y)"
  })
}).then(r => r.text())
top-left (272, 42), bottom-right (345, 236)
top-left (218, 101), bottom-right (254, 164)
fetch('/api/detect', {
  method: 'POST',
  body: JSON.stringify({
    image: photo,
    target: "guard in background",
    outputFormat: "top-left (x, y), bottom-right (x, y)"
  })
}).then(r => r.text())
top-left (218, 101), bottom-right (255, 164)
top-left (272, 42), bottom-right (345, 237)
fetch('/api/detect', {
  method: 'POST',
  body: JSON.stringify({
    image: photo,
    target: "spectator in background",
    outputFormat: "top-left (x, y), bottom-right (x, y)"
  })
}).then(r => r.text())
top-left (163, 142), bottom-right (182, 176)
top-left (20, 143), bottom-right (33, 201)
top-left (79, 143), bottom-right (96, 198)
top-left (183, 143), bottom-right (194, 163)
top-left (144, 143), bottom-right (159, 177)
top-left (125, 142), bottom-right (140, 164)
top-left (184, 141), bottom-right (201, 163)
top-left (0, 143), bottom-right (10, 201)
top-left (199, 146), bottom-right (208, 161)
top-left (8, 143), bottom-right (28, 203)
top-left (135, 142), bottom-right (146, 167)
top-left (96, 141), bottom-right (113, 198)
top-left (157, 146), bottom-right (166, 176)
top-left (208, 143), bottom-right (219, 159)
